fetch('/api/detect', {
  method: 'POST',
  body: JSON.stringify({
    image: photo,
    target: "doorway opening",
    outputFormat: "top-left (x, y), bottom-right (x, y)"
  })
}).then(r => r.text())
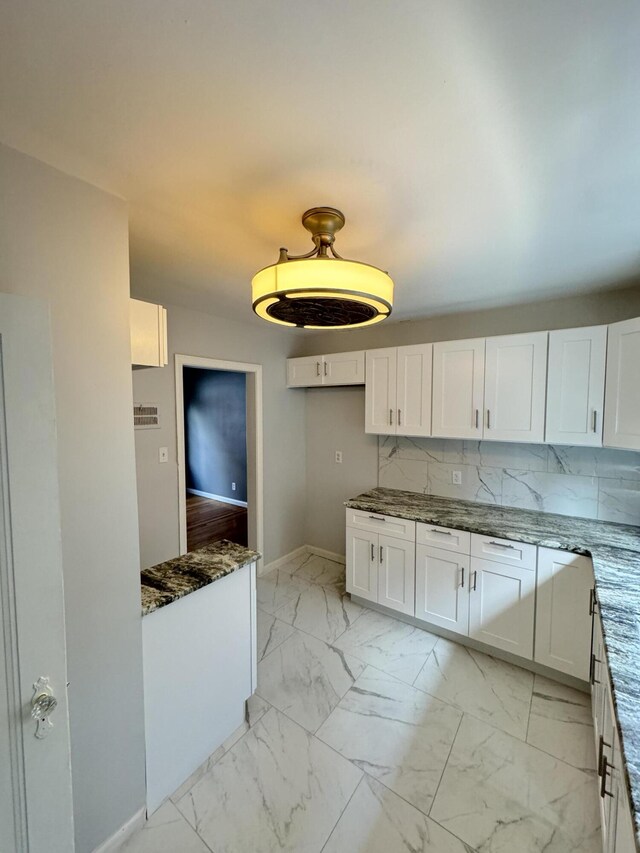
top-left (175, 355), bottom-right (263, 561)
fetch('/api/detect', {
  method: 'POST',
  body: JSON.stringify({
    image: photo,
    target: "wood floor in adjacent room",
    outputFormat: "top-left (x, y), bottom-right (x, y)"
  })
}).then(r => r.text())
top-left (186, 494), bottom-right (248, 551)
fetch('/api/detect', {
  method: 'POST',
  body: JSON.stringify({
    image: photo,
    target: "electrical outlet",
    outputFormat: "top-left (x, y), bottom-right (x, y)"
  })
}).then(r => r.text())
top-left (335, 450), bottom-right (343, 464)
top-left (232, 482), bottom-right (236, 491)
top-left (452, 470), bottom-right (462, 485)
top-left (158, 446), bottom-right (169, 464)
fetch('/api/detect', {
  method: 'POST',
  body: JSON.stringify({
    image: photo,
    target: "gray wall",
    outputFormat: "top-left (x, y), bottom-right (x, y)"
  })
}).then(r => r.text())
top-left (0, 144), bottom-right (145, 852)
top-left (302, 285), bottom-right (640, 555)
top-left (184, 368), bottom-right (247, 502)
top-left (132, 303), bottom-right (307, 570)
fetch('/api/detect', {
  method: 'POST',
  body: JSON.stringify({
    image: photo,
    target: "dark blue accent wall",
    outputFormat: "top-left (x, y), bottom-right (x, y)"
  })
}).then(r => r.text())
top-left (184, 367), bottom-right (247, 503)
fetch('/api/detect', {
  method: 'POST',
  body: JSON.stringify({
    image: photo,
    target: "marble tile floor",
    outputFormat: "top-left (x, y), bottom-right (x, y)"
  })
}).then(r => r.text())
top-left (123, 553), bottom-right (600, 853)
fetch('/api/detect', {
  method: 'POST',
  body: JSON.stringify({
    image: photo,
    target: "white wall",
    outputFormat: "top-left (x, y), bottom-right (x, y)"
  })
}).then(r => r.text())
top-left (302, 286), bottom-right (640, 554)
top-left (132, 302), bottom-right (307, 569)
top-left (0, 144), bottom-right (145, 852)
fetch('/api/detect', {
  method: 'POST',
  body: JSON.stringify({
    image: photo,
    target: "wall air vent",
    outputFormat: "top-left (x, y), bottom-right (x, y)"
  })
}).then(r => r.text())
top-left (134, 402), bottom-right (160, 430)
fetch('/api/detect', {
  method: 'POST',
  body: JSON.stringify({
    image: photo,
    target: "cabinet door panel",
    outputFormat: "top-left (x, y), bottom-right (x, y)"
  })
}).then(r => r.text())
top-left (365, 348), bottom-right (397, 435)
top-left (378, 535), bottom-right (415, 616)
top-left (604, 316), bottom-right (640, 450)
top-left (484, 332), bottom-right (548, 443)
top-left (546, 326), bottom-right (607, 446)
top-left (396, 344), bottom-right (432, 437)
top-left (346, 509), bottom-right (416, 542)
top-left (535, 548), bottom-right (594, 681)
top-left (415, 544), bottom-right (469, 635)
top-left (469, 557), bottom-right (535, 659)
top-left (286, 356), bottom-right (323, 387)
top-left (416, 523), bottom-right (471, 555)
top-left (346, 528), bottom-right (378, 603)
top-left (432, 338), bottom-right (485, 439)
top-left (323, 350), bottom-right (365, 386)
top-left (130, 298), bottom-right (167, 367)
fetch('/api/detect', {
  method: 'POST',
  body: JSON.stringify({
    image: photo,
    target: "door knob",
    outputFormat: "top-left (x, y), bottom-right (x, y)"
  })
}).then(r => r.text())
top-left (31, 677), bottom-right (58, 739)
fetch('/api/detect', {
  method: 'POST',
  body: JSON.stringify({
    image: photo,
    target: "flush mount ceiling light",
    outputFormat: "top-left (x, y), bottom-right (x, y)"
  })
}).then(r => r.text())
top-left (251, 207), bottom-right (394, 328)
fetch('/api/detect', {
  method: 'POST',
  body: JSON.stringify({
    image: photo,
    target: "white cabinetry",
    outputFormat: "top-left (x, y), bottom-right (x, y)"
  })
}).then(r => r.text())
top-left (345, 510), bottom-right (416, 616)
top-left (484, 331), bottom-right (548, 443)
top-left (432, 338), bottom-right (485, 439)
top-left (468, 556), bottom-right (536, 659)
top-left (604, 316), bottom-right (640, 450)
top-left (287, 351), bottom-right (364, 387)
top-left (545, 326), bottom-right (607, 446)
top-left (130, 298), bottom-right (168, 367)
top-left (365, 345), bottom-right (432, 437)
top-left (415, 544), bottom-right (469, 633)
top-left (535, 547), bottom-right (594, 681)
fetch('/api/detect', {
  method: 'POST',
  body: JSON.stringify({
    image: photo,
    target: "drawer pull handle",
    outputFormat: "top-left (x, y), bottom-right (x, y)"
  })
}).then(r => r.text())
top-left (460, 567), bottom-right (465, 588)
top-left (316, 361), bottom-right (321, 376)
top-left (600, 755), bottom-right (614, 798)
top-left (431, 529), bottom-right (452, 535)
top-left (488, 541), bottom-right (515, 550)
top-left (486, 409), bottom-right (491, 429)
top-left (379, 545), bottom-right (383, 563)
top-left (472, 570), bottom-right (477, 592)
top-left (593, 410), bottom-right (598, 433)
top-left (368, 515), bottom-right (385, 521)
top-left (590, 653), bottom-right (601, 685)
top-left (589, 588), bottom-right (597, 616)
top-left (389, 408), bottom-right (393, 426)
top-left (398, 409), bottom-right (402, 426)
top-left (475, 408), bottom-right (479, 429)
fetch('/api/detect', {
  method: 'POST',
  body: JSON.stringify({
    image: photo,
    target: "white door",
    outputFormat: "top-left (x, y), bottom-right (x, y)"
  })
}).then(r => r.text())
top-left (468, 557), bottom-right (536, 659)
top-left (286, 355), bottom-right (324, 387)
top-left (396, 344), bottom-right (433, 437)
top-left (345, 527), bottom-right (378, 603)
top-left (0, 294), bottom-right (74, 853)
top-left (484, 331), bottom-right (548, 443)
top-left (377, 535), bottom-right (415, 616)
top-left (545, 326), bottom-right (607, 446)
top-left (603, 316), bottom-right (640, 450)
top-left (365, 348), bottom-right (397, 435)
top-left (535, 548), bottom-right (594, 681)
top-left (323, 350), bottom-right (365, 386)
top-left (415, 544), bottom-right (470, 634)
top-left (432, 338), bottom-right (485, 439)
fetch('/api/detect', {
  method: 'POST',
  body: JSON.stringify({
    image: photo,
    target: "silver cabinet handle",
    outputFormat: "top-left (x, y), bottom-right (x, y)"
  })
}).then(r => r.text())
top-left (398, 409), bottom-right (402, 426)
top-left (379, 545), bottom-right (383, 563)
top-left (371, 543), bottom-right (375, 561)
top-left (589, 588), bottom-right (597, 616)
top-left (597, 734), bottom-right (611, 777)
top-left (460, 567), bottom-right (465, 588)
top-left (593, 410), bottom-right (598, 433)
top-left (316, 361), bottom-right (321, 376)
top-left (472, 570), bottom-right (477, 591)
top-left (600, 755), bottom-right (614, 798)
top-left (389, 408), bottom-right (393, 425)
top-left (590, 652), bottom-right (601, 685)
top-left (324, 361), bottom-right (328, 377)
top-left (368, 515), bottom-right (386, 521)
top-left (475, 409), bottom-right (479, 429)
top-left (431, 528), bottom-right (452, 535)
top-left (486, 409), bottom-right (491, 429)
top-left (489, 540), bottom-right (514, 549)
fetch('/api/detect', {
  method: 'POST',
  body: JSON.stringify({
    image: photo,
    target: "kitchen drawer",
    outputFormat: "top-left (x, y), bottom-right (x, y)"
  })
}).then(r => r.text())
top-left (345, 509), bottom-right (416, 542)
top-left (470, 533), bottom-right (536, 571)
top-left (416, 523), bottom-right (470, 554)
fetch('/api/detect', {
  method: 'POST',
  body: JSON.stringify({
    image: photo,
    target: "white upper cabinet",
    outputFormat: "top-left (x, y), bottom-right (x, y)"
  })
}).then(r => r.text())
top-left (545, 326), bottom-right (607, 447)
top-left (365, 348), bottom-right (397, 434)
top-left (396, 344), bottom-right (433, 437)
top-left (287, 351), bottom-right (364, 387)
top-left (483, 331), bottom-right (548, 443)
top-left (130, 298), bottom-right (168, 368)
top-left (365, 345), bottom-right (432, 436)
top-left (604, 316), bottom-right (640, 450)
top-left (432, 338), bottom-right (485, 439)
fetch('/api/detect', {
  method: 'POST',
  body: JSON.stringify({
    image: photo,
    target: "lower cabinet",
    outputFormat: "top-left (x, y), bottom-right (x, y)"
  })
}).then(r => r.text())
top-left (468, 557), bottom-right (536, 660)
top-left (346, 526), bottom-right (415, 615)
top-left (535, 547), bottom-right (594, 681)
top-left (415, 544), bottom-right (470, 634)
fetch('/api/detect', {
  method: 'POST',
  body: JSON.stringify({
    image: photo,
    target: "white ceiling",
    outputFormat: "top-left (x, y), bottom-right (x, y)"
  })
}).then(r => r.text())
top-left (2, 1), bottom-right (640, 326)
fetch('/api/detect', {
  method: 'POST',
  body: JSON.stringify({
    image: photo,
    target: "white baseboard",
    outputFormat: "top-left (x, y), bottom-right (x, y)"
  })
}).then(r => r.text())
top-left (260, 545), bottom-right (345, 576)
top-left (92, 807), bottom-right (146, 853)
top-left (187, 488), bottom-right (248, 508)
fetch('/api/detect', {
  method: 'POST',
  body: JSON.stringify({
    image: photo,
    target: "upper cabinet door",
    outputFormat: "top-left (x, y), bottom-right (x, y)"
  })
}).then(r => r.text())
top-left (432, 338), bottom-right (485, 439)
top-left (484, 332), bottom-right (548, 443)
top-left (286, 356), bottom-right (324, 387)
top-left (545, 326), bottom-right (607, 447)
top-left (603, 316), bottom-right (640, 450)
top-left (396, 344), bottom-right (433, 437)
top-left (323, 350), bottom-right (365, 386)
top-left (130, 298), bottom-right (168, 367)
top-left (365, 348), bottom-right (397, 435)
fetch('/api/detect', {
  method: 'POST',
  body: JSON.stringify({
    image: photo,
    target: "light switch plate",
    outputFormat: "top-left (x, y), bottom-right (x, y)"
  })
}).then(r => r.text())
top-left (158, 446), bottom-right (169, 464)
top-left (452, 470), bottom-right (462, 485)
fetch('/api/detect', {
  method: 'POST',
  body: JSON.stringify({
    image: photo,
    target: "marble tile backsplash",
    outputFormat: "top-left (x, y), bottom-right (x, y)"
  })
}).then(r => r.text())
top-left (378, 437), bottom-right (640, 524)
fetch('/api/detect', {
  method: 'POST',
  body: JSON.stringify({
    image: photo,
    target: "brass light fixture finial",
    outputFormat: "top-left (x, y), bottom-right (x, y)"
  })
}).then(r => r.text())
top-left (251, 207), bottom-right (394, 329)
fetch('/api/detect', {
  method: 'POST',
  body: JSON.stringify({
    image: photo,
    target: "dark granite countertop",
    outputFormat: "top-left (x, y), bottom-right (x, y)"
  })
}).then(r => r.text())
top-left (141, 540), bottom-right (260, 616)
top-left (346, 488), bottom-right (640, 848)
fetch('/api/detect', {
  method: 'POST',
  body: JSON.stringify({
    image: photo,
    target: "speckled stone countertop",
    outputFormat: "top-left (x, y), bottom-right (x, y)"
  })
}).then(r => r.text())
top-left (141, 540), bottom-right (260, 616)
top-left (346, 488), bottom-right (640, 848)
